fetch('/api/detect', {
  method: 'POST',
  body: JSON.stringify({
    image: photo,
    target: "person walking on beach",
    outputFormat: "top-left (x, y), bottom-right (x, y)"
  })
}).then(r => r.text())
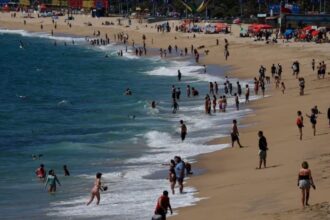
top-left (296, 111), bottom-right (304, 140)
top-left (297, 161), bottom-right (316, 208)
top-left (168, 160), bottom-right (176, 195)
top-left (328, 106), bottom-right (330, 128)
top-left (312, 59), bottom-right (315, 71)
top-left (154, 190), bottom-right (173, 220)
top-left (231, 120), bottom-right (243, 148)
top-left (224, 38), bottom-right (229, 60)
top-left (87, 172), bottom-right (103, 206)
top-left (180, 120), bottom-right (187, 141)
top-left (281, 82), bottom-right (286, 94)
top-left (45, 170), bottom-right (61, 193)
top-left (175, 156), bottom-right (185, 194)
top-left (299, 78), bottom-right (305, 96)
top-left (257, 131), bottom-right (268, 169)
top-left (306, 109), bottom-right (317, 136)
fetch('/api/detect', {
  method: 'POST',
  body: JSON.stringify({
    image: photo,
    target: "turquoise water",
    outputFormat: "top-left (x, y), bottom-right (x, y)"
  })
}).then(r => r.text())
top-left (0, 30), bottom-right (253, 219)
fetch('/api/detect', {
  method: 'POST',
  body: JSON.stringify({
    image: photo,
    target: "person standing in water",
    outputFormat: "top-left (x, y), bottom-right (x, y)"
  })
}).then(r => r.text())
top-left (87, 172), bottom-right (103, 206)
top-left (296, 111), bottom-right (304, 140)
top-left (231, 120), bottom-right (243, 148)
top-left (235, 93), bottom-right (239, 110)
top-left (297, 161), bottom-right (315, 208)
top-left (35, 164), bottom-right (46, 181)
top-left (45, 170), bottom-right (61, 193)
top-left (174, 156), bottom-right (185, 194)
top-left (154, 190), bottom-right (173, 220)
top-left (245, 84), bottom-right (250, 103)
top-left (63, 165), bottom-right (70, 176)
top-left (177, 70), bottom-right (182, 81)
top-left (180, 120), bottom-right (187, 141)
top-left (168, 160), bottom-right (176, 195)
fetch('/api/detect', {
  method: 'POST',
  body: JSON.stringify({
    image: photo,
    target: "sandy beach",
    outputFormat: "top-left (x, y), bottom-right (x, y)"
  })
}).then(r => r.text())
top-left (1, 12), bottom-right (329, 219)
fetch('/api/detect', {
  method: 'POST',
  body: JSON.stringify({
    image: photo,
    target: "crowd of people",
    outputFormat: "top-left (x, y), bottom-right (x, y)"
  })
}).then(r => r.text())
top-left (23, 17), bottom-right (329, 220)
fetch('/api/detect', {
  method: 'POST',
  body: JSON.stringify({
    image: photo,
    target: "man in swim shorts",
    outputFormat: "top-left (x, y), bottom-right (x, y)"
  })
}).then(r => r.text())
top-left (154, 190), bottom-right (173, 220)
top-left (180, 120), bottom-right (187, 141)
top-left (174, 156), bottom-right (185, 194)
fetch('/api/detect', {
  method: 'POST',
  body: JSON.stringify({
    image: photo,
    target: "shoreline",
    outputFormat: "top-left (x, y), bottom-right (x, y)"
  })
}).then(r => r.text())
top-left (1, 12), bottom-right (330, 220)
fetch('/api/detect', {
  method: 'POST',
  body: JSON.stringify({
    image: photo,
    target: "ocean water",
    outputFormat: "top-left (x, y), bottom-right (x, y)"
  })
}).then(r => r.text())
top-left (0, 30), bottom-right (257, 220)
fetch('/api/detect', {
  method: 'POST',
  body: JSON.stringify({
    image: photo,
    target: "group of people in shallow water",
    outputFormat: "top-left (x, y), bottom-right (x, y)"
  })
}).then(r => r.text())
top-left (35, 164), bottom-right (69, 193)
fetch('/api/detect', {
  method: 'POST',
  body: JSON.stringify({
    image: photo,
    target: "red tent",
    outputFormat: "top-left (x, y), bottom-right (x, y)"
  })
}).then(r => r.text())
top-left (248, 24), bottom-right (273, 33)
top-left (215, 23), bottom-right (228, 32)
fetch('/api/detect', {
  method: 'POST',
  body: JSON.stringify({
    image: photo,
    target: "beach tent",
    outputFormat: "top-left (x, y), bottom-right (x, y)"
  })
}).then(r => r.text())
top-left (215, 23), bottom-right (228, 33)
top-left (248, 23), bottom-right (273, 33)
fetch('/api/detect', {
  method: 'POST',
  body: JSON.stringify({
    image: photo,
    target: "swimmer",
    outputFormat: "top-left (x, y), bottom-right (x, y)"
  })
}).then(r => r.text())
top-left (45, 170), bottom-right (61, 193)
top-left (63, 165), bottom-right (70, 176)
top-left (128, 115), bottom-right (136, 119)
top-left (125, 88), bottom-right (132, 96)
top-left (151, 101), bottom-right (156, 109)
top-left (19, 40), bottom-right (25, 49)
top-left (32, 154), bottom-right (43, 160)
top-left (35, 164), bottom-right (46, 180)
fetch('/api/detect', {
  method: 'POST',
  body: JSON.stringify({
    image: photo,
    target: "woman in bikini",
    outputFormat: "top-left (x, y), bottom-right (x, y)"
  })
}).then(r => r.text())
top-left (296, 111), bottom-right (304, 140)
top-left (168, 160), bottom-right (176, 195)
top-left (87, 172), bottom-right (103, 205)
top-left (297, 161), bottom-right (315, 208)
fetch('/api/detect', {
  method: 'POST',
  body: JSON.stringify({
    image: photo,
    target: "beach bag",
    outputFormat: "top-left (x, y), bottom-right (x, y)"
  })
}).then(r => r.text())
top-left (151, 214), bottom-right (163, 220)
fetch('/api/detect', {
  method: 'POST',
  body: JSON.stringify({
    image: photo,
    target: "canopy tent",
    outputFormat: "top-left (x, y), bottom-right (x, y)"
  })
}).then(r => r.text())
top-left (248, 23), bottom-right (273, 33)
top-left (205, 23), bottom-right (229, 34)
